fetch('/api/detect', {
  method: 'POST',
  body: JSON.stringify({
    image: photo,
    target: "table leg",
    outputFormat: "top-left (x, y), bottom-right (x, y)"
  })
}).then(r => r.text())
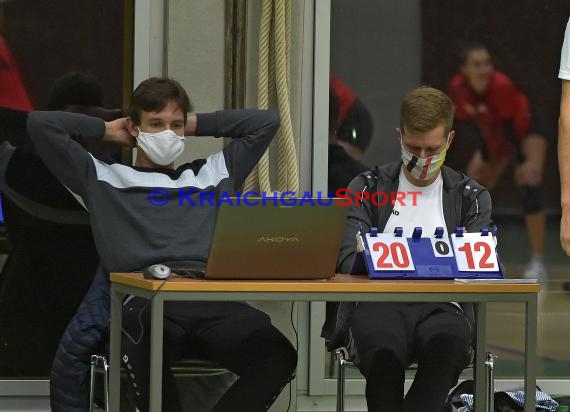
top-left (474, 302), bottom-right (487, 412)
top-left (149, 294), bottom-right (164, 412)
top-left (109, 285), bottom-right (124, 411)
top-left (524, 295), bottom-right (537, 412)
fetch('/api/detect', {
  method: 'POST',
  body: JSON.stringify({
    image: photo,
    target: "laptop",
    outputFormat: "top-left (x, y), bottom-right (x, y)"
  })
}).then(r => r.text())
top-left (204, 198), bottom-right (347, 280)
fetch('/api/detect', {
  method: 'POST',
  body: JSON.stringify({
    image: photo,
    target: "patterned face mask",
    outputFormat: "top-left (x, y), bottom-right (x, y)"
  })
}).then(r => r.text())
top-left (400, 135), bottom-right (450, 181)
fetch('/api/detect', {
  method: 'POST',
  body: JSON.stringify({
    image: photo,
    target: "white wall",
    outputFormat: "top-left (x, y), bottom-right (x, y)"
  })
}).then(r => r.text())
top-left (167, 0), bottom-right (225, 164)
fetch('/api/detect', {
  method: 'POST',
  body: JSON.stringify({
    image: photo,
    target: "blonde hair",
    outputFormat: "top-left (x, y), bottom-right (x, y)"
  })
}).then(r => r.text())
top-left (400, 86), bottom-right (454, 135)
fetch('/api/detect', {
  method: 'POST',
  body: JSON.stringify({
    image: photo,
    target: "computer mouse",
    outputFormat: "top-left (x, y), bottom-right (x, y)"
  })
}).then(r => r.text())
top-left (142, 264), bottom-right (171, 280)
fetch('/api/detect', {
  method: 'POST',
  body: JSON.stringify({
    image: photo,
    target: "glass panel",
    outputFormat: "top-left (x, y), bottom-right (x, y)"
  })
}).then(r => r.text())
top-left (325, 0), bottom-right (570, 381)
top-left (0, 0), bottom-right (131, 379)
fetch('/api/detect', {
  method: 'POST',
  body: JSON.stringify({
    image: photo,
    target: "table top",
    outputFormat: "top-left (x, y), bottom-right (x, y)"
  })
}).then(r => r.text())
top-left (110, 273), bottom-right (540, 294)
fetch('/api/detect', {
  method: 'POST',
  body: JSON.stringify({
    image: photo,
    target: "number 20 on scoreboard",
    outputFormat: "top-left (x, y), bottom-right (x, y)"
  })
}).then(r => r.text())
top-left (366, 233), bottom-right (415, 271)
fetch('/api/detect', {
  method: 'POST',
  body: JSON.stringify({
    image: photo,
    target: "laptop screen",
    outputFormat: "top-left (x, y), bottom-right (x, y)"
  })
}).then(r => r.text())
top-left (205, 198), bottom-right (347, 280)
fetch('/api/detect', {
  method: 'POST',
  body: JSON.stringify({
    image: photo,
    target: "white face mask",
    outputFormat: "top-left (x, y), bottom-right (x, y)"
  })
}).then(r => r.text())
top-left (136, 128), bottom-right (185, 166)
top-left (401, 136), bottom-right (449, 181)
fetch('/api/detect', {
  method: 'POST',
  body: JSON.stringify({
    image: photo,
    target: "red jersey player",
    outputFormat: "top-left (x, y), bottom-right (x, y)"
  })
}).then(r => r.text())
top-left (448, 43), bottom-right (548, 279)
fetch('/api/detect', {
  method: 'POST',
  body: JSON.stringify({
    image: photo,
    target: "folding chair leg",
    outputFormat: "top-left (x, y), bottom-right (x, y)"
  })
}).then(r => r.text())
top-left (484, 352), bottom-right (497, 412)
top-left (336, 349), bottom-right (346, 412)
top-left (103, 358), bottom-right (110, 411)
top-left (89, 355), bottom-right (109, 412)
top-left (89, 355), bottom-right (97, 412)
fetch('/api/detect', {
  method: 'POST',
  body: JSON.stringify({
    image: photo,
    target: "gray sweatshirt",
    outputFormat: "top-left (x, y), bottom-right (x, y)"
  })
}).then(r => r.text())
top-left (26, 109), bottom-right (279, 272)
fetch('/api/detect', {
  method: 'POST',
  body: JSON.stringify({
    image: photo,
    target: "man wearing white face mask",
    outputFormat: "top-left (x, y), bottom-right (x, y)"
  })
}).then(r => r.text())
top-left (26, 77), bottom-right (297, 412)
top-left (135, 126), bottom-right (185, 166)
top-left (328, 87), bottom-right (493, 412)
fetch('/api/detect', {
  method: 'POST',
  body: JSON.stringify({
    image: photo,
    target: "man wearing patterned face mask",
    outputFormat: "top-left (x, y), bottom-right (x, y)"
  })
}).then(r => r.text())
top-left (399, 129), bottom-right (452, 183)
top-left (326, 86), bottom-right (493, 412)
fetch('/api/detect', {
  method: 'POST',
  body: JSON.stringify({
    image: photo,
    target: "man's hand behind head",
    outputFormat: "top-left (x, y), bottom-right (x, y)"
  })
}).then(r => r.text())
top-left (104, 117), bottom-right (136, 148)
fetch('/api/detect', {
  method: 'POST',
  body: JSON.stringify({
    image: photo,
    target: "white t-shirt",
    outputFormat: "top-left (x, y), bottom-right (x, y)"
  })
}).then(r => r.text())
top-left (560, 17), bottom-right (570, 80)
top-left (384, 169), bottom-right (447, 237)
top-left (384, 169), bottom-right (460, 309)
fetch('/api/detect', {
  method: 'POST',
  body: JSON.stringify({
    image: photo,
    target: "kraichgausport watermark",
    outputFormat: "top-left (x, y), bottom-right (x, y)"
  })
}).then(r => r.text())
top-left (147, 188), bottom-right (422, 207)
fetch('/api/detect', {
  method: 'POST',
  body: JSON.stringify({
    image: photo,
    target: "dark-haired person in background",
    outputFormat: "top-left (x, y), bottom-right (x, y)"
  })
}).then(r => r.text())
top-left (324, 77), bottom-right (372, 343)
top-left (328, 75), bottom-right (373, 193)
top-left (448, 43), bottom-right (548, 280)
top-left (0, 72), bottom-right (121, 376)
top-left (47, 72), bottom-right (105, 111)
top-left (329, 74), bottom-right (373, 160)
top-left (47, 72), bottom-right (123, 164)
top-left (27, 77), bottom-right (297, 412)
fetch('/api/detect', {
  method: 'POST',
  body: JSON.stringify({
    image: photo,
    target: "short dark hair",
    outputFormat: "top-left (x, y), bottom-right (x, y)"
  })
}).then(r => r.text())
top-left (400, 86), bottom-right (455, 136)
top-left (128, 77), bottom-right (193, 125)
top-left (47, 72), bottom-right (103, 110)
top-left (337, 99), bottom-right (373, 152)
top-left (329, 78), bottom-right (374, 152)
top-left (459, 42), bottom-right (489, 66)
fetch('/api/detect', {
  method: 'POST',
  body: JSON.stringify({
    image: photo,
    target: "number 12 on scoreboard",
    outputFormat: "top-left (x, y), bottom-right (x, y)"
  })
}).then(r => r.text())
top-left (450, 233), bottom-right (499, 272)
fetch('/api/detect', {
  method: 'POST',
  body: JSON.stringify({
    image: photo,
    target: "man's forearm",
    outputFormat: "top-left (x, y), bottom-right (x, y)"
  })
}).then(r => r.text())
top-left (558, 81), bottom-right (570, 209)
top-left (522, 135), bottom-right (547, 168)
top-left (184, 114), bottom-right (197, 136)
top-left (26, 111), bottom-right (100, 195)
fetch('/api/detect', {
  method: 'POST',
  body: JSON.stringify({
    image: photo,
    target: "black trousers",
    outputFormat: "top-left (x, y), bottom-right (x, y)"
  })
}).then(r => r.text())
top-left (350, 302), bottom-right (472, 412)
top-left (122, 298), bottom-right (297, 412)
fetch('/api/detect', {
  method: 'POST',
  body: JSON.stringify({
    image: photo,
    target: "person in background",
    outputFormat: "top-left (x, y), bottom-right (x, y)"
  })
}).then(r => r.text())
top-left (0, 72), bottom-right (120, 376)
top-left (448, 43), bottom-right (548, 279)
top-left (324, 78), bottom-right (373, 343)
top-left (328, 76), bottom-right (373, 193)
top-left (0, 0), bottom-right (33, 111)
top-left (0, 35), bottom-right (33, 111)
top-left (329, 74), bottom-right (373, 160)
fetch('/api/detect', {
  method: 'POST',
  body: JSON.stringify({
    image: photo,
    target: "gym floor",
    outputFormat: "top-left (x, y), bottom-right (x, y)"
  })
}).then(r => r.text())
top-left (487, 214), bottom-right (570, 379)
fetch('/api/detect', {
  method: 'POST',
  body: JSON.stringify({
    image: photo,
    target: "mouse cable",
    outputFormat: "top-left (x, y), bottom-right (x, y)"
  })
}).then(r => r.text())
top-left (121, 275), bottom-right (170, 346)
top-left (287, 301), bottom-right (298, 412)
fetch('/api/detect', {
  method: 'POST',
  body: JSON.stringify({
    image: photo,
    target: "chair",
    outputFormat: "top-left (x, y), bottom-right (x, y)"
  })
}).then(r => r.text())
top-left (89, 355), bottom-right (109, 412)
top-left (89, 354), bottom-right (230, 412)
top-left (324, 300), bottom-right (490, 412)
top-left (333, 347), bottom-right (497, 412)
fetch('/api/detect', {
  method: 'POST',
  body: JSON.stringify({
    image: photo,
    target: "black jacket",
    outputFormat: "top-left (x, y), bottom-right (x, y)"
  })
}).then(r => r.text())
top-left (337, 162), bottom-right (492, 274)
top-left (323, 162), bottom-right (493, 349)
top-left (0, 108), bottom-right (98, 377)
top-left (327, 144), bottom-right (369, 194)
